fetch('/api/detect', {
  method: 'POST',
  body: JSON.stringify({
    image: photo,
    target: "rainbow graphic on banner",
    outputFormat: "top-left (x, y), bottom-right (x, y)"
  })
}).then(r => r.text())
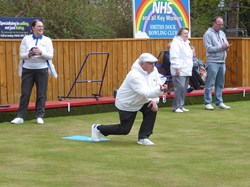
top-left (133, 0), bottom-right (190, 38)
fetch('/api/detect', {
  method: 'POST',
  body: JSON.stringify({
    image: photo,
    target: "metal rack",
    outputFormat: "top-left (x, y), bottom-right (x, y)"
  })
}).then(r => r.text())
top-left (58, 52), bottom-right (110, 101)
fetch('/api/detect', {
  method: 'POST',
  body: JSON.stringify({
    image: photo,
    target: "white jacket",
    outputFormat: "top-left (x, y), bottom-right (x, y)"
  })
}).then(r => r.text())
top-left (18, 34), bottom-right (57, 78)
top-left (20, 34), bottom-right (54, 69)
top-left (115, 59), bottom-right (163, 112)
top-left (170, 36), bottom-right (193, 76)
top-left (18, 59), bottom-right (58, 78)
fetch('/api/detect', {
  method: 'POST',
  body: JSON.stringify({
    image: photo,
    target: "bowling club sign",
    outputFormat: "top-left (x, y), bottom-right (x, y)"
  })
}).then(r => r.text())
top-left (133, 0), bottom-right (190, 38)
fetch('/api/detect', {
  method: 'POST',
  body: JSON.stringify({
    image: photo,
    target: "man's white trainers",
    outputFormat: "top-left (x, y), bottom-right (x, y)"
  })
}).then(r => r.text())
top-left (205, 104), bottom-right (214, 110)
top-left (91, 124), bottom-right (101, 142)
top-left (173, 108), bottom-right (183, 113)
top-left (137, 139), bottom-right (155, 146)
top-left (11, 117), bottom-right (24, 124)
top-left (181, 107), bottom-right (189, 112)
top-left (37, 118), bottom-right (44, 124)
top-left (216, 103), bottom-right (231, 109)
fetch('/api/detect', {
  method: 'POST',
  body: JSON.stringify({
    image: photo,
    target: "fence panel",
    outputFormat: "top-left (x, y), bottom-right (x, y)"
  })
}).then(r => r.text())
top-left (0, 38), bottom-right (249, 105)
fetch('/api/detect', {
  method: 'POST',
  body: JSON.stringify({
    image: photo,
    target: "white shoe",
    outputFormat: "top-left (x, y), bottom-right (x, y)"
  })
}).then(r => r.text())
top-left (11, 117), bottom-right (24, 124)
top-left (91, 124), bottom-right (101, 142)
top-left (37, 118), bottom-right (44, 124)
top-left (181, 107), bottom-right (189, 112)
top-left (205, 104), bottom-right (214, 110)
top-left (137, 138), bottom-right (155, 146)
top-left (216, 103), bottom-right (231, 109)
top-left (173, 108), bottom-right (183, 113)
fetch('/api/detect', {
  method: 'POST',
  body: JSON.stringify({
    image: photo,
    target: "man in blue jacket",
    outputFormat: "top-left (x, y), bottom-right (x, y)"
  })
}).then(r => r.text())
top-left (203, 16), bottom-right (231, 110)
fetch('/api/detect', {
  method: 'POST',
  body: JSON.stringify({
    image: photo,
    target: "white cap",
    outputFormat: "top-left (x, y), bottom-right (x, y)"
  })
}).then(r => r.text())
top-left (138, 53), bottom-right (158, 63)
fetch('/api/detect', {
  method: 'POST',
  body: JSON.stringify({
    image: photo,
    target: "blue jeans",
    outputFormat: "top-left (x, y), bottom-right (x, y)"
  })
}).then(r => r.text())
top-left (204, 63), bottom-right (226, 106)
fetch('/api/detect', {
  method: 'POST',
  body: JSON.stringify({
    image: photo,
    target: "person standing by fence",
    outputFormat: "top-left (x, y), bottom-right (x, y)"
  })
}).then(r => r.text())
top-left (11, 20), bottom-right (54, 125)
top-left (203, 16), bottom-right (231, 110)
top-left (170, 28), bottom-right (193, 113)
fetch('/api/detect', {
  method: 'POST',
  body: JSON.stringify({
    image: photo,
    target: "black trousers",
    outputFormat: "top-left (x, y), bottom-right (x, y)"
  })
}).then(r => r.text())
top-left (190, 69), bottom-right (205, 90)
top-left (17, 68), bottom-right (48, 119)
top-left (98, 102), bottom-right (157, 140)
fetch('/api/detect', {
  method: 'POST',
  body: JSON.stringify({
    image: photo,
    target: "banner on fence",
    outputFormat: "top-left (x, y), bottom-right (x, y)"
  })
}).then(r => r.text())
top-left (0, 17), bottom-right (43, 39)
top-left (132, 0), bottom-right (190, 38)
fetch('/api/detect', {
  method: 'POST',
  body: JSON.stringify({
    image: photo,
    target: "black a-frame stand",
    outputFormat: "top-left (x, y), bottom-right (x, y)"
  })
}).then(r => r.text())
top-left (58, 52), bottom-right (109, 101)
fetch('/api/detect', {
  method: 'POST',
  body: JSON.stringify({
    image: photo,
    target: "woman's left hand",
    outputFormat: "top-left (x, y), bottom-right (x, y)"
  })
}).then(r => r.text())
top-left (32, 48), bottom-right (42, 56)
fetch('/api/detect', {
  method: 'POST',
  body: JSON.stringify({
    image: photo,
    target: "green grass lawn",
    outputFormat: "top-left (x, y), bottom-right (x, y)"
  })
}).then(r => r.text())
top-left (0, 101), bottom-right (250, 187)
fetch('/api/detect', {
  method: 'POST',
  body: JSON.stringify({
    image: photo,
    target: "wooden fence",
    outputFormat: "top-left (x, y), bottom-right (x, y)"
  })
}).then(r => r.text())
top-left (0, 38), bottom-right (249, 105)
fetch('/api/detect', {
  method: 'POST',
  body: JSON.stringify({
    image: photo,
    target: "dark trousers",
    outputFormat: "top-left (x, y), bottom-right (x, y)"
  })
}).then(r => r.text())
top-left (17, 68), bottom-right (48, 119)
top-left (190, 69), bottom-right (205, 90)
top-left (98, 102), bottom-right (157, 140)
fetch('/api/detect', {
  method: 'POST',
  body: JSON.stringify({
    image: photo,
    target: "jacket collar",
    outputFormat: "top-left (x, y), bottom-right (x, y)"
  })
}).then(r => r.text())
top-left (32, 34), bottom-right (43, 40)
